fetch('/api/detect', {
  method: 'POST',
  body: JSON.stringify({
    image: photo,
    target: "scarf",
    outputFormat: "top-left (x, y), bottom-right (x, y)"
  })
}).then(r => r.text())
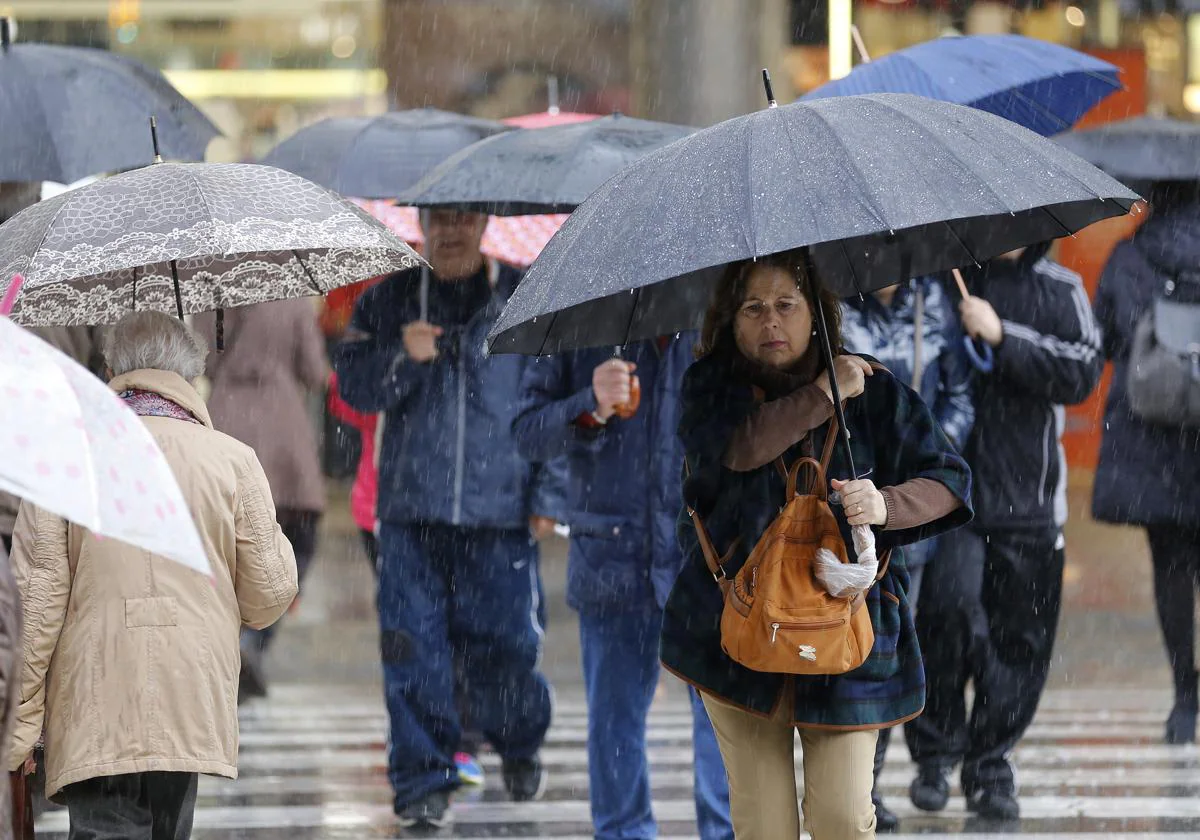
top-left (119, 389), bottom-right (203, 425)
top-left (728, 340), bottom-right (823, 400)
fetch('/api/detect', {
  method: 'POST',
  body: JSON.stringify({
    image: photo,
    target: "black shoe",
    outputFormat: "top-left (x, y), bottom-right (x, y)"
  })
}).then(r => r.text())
top-left (967, 789), bottom-right (1020, 821)
top-left (397, 789), bottom-right (452, 831)
top-left (502, 756), bottom-right (546, 802)
top-left (1165, 701), bottom-right (1197, 745)
top-left (909, 765), bottom-right (950, 813)
top-left (873, 794), bottom-right (899, 832)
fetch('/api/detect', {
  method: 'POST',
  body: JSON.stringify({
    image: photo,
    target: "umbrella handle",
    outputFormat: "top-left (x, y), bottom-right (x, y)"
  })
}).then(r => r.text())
top-left (963, 335), bottom-right (994, 373)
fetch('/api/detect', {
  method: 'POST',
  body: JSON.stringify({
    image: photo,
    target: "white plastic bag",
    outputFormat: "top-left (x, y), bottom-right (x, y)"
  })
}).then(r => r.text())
top-left (813, 525), bottom-right (878, 598)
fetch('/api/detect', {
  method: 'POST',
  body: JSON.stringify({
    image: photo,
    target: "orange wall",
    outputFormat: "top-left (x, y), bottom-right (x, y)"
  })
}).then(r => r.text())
top-left (1057, 48), bottom-right (1148, 470)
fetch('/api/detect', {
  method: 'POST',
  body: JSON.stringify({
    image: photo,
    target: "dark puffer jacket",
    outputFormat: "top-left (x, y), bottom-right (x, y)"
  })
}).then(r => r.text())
top-left (1093, 202), bottom-right (1200, 528)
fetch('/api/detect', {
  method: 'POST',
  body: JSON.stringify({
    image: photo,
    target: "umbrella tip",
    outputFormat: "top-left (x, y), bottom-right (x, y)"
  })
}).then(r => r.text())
top-left (1, 17), bottom-right (12, 50)
top-left (149, 116), bottom-right (163, 164)
top-left (761, 69), bottom-right (777, 108)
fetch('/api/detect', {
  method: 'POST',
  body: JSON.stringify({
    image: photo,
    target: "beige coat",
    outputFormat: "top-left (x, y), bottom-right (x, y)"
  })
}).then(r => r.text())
top-left (6, 369), bottom-right (298, 798)
top-left (195, 300), bottom-right (330, 513)
top-left (0, 543), bottom-right (21, 840)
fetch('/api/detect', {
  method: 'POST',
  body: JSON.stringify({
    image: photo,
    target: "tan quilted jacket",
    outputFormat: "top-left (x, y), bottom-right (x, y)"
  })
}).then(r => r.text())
top-left (6, 369), bottom-right (298, 798)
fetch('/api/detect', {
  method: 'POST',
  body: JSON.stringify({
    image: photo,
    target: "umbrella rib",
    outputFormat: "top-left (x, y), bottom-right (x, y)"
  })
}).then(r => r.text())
top-left (1039, 204), bottom-right (1076, 239)
top-left (942, 220), bottom-right (981, 266)
top-left (619, 285), bottom-right (643, 349)
top-left (295, 250), bottom-right (324, 294)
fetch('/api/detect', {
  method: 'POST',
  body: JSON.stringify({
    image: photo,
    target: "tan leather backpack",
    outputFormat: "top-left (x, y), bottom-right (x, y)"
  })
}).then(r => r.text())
top-left (687, 419), bottom-right (877, 676)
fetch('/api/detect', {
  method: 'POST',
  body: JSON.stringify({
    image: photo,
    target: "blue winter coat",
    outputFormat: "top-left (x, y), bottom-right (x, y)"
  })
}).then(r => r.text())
top-left (513, 335), bottom-right (696, 615)
top-left (333, 264), bottom-right (565, 530)
top-left (1093, 203), bottom-right (1200, 529)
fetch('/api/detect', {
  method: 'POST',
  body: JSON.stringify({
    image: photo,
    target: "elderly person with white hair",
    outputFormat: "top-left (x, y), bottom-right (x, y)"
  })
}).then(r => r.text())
top-left (6, 311), bottom-right (298, 840)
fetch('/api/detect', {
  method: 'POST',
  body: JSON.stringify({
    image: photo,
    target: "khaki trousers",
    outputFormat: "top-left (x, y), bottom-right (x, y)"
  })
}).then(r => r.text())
top-left (702, 692), bottom-right (877, 840)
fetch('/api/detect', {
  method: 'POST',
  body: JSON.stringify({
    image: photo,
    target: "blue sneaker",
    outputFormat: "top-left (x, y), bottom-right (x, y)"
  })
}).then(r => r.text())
top-left (455, 752), bottom-right (484, 786)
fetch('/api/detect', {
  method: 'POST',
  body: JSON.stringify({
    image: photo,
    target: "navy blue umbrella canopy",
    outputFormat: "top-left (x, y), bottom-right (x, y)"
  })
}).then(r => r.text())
top-left (260, 108), bottom-right (513, 199)
top-left (803, 34), bottom-right (1120, 137)
top-left (487, 93), bottom-right (1139, 357)
top-left (398, 114), bottom-right (697, 215)
top-left (1055, 116), bottom-right (1200, 182)
top-left (0, 20), bottom-right (219, 182)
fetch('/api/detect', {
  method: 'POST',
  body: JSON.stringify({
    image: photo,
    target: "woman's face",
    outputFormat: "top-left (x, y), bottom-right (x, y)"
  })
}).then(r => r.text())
top-left (733, 265), bottom-right (813, 370)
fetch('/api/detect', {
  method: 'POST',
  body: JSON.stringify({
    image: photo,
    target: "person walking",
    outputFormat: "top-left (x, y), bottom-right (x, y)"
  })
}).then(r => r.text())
top-left (6, 311), bottom-right (298, 839)
top-left (663, 250), bottom-right (972, 840)
top-left (513, 336), bottom-right (734, 840)
top-left (194, 299), bottom-right (329, 702)
top-left (905, 243), bottom-right (1103, 820)
top-left (841, 277), bottom-right (974, 830)
top-left (334, 209), bottom-right (564, 830)
top-left (1092, 183), bottom-right (1200, 744)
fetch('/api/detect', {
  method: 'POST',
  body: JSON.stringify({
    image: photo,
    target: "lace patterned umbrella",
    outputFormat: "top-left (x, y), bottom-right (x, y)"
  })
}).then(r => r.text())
top-left (0, 161), bottom-right (422, 327)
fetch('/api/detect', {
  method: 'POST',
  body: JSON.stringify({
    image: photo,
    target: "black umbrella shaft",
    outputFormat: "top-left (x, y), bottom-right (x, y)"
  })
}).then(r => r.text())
top-left (169, 259), bottom-right (184, 319)
top-left (761, 69), bottom-right (777, 108)
top-left (1, 18), bottom-right (11, 50)
top-left (150, 116), bottom-right (163, 163)
top-left (807, 261), bottom-right (857, 479)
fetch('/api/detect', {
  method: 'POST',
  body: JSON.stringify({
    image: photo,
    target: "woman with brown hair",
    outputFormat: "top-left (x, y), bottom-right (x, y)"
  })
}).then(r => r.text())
top-left (661, 249), bottom-right (972, 838)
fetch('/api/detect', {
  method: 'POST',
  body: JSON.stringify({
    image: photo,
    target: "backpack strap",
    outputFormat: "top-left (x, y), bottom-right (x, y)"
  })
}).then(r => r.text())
top-left (683, 458), bottom-right (739, 582)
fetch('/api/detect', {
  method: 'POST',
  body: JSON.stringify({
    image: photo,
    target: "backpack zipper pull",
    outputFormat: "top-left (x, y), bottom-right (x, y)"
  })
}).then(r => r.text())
top-left (771, 623), bottom-right (780, 643)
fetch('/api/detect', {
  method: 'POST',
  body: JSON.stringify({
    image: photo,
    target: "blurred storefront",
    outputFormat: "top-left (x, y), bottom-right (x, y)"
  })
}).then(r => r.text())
top-left (1, 0), bottom-right (387, 161)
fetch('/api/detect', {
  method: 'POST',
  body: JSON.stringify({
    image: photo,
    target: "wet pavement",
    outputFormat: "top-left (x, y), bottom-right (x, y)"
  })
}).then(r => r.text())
top-left (34, 473), bottom-right (1198, 838)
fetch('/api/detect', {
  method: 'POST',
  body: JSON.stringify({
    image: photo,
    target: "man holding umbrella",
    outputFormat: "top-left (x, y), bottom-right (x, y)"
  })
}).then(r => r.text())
top-left (906, 242), bottom-right (1103, 820)
top-left (513, 339), bottom-right (734, 840)
top-left (334, 209), bottom-right (564, 829)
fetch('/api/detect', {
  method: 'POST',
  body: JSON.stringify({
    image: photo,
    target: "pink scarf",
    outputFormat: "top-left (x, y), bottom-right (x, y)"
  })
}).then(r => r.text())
top-left (118, 389), bottom-right (202, 425)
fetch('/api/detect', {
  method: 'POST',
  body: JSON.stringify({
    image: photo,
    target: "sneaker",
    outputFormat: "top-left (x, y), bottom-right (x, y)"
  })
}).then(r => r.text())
top-left (454, 751), bottom-right (485, 786)
top-left (966, 789), bottom-right (1020, 821)
top-left (909, 765), bottom-right (950, 813)
top-left (397, 789), bottom-right (452, 830)
top-left (873, 793), bottom-right (899, 832)
top-left (502, 756), bottom-right (546, 802)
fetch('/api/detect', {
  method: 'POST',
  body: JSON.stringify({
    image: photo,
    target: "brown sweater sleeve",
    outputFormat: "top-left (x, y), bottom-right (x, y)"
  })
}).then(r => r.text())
top-left (723, 384), bottom-right (835, 472)
top-left (880, 478), bottom-right (962, 531)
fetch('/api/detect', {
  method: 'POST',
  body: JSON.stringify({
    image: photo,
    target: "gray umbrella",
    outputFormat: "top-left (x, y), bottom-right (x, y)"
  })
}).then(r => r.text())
top-left (0, 19), bottom-right (219, 183)
top-left (260, 108), bottom-right (513, 199)
top-left (1055, 116), bottom-right (1200, 182)
top-left (488, 93), bottom-right (1139, 358)
top-left (0, 162), bottom-right (421, 328)
top-left (398, 114), bottom-right (697, 215)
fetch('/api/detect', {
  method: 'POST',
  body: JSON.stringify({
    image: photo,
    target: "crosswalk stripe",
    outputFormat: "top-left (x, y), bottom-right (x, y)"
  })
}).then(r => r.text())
top-left (35, 686), bottom-right (1200, 838)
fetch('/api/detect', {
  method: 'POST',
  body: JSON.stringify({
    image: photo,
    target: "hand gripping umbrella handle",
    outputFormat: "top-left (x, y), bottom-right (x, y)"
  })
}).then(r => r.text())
top-left (951, 268), bottom-right (994, 373)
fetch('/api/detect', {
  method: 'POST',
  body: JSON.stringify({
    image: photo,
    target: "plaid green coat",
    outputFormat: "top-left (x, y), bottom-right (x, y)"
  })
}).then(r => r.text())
top-left (661, 349), bottom-right (972, 729)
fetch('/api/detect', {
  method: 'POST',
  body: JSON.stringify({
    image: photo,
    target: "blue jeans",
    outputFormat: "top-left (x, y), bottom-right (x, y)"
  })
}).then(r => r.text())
top-left (579, 608), bottom-right (733, 840)
top-left (377, 522), bottom-right (552, 809)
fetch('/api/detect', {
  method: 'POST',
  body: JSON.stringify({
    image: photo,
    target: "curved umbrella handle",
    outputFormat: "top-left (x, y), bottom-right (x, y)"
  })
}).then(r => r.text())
top-left (963, 334), bottom-right (994, 373)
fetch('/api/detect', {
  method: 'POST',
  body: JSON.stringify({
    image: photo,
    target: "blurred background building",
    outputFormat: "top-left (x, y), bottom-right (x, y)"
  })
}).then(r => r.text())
top-left (2, 0), bottom-right (1196, 157)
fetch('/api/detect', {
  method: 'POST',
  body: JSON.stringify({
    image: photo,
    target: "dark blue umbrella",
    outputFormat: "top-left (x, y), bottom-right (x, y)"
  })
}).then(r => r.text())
top-left (260, 108), bottom-right (513, 199)
top-left (398, 114), bottom-right (696, 215)
top-left (0, 19), bottom-right (219, 183)
top-left (803, 34), bottom-right (1120, 137)
top-left (1055, 116), bottom-right (1200, 182)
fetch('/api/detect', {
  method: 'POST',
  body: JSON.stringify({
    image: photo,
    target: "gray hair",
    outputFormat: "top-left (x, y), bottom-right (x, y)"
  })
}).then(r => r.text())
top-left (103, 311), bottom-right (208, 380)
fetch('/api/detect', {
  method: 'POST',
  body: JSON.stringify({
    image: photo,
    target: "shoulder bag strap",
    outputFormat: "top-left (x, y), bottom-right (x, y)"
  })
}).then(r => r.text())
top-left (682, 458), bottom-right (739, 582)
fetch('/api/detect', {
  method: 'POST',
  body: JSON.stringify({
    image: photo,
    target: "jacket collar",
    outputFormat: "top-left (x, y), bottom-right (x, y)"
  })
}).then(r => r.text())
top-left (108, 369), bottom-right (213, 428)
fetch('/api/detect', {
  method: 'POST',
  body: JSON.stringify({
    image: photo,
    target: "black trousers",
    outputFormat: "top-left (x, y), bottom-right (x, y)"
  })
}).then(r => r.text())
top-left (905, 526), bottom-right (1063, 795)
top-left (1146, 525), bottom-right (1200, 703)
top-left (62, 772), bottom-right (198, 840)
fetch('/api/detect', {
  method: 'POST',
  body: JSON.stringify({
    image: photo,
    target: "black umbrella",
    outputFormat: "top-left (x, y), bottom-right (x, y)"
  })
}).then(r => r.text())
top-left (0, 159), bottom-right (421, 330)
top-left (260, 108), bottom-right (513, 199)
top-left (1055, 116), bottom-right (1200, 182)
top-left (0, 18), bottom-right (219, 183)
top-left (488, 87), bottom-right (1139, 473)
top-left (397, 114), bottom-right (697, 215)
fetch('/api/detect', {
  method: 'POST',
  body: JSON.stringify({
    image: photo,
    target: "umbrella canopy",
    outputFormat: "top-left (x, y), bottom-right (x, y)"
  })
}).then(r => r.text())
top-left (0, 304), bottom-right (210, 577)
top-left (398, 114), bottom-right (697, 216)
top-left (260, 108), bottom-right (513, 199)
top-left (352, 199), bottom-right (567, 268)
top-left (0, 162), bottom-right (421, 327)
top-left (803, 34), bottom-right (1120, 137)
top-left (488, 93), bottom-right (1138, 356)
top-left (0, 20), bottom-right (219, 183)
top-left (1055, 116), bottom-right (1200, 182)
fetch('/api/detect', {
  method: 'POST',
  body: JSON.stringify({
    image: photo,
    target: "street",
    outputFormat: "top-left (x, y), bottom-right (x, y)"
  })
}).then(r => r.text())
top-left (34, 474), bottom-right (1198, 838)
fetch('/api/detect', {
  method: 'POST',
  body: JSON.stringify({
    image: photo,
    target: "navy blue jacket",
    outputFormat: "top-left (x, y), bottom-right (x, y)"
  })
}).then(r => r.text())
top-left (333, 263), bottom-right (565, 530)
top-left (513, 335), bottom-right (696, 615)
top-left (1093, 203), bottom-right (1200, 529)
